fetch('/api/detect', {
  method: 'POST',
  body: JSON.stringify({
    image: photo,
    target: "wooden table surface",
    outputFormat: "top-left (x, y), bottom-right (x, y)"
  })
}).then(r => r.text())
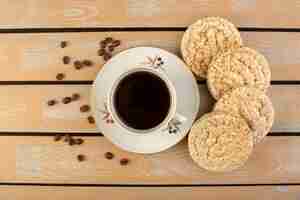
top-left (0, 1), bottom-right (300, 199)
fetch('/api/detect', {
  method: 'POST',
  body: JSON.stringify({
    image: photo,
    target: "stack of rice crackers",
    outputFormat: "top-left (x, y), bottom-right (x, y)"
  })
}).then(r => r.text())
top-left (181, 17), bottom-right (274, 172)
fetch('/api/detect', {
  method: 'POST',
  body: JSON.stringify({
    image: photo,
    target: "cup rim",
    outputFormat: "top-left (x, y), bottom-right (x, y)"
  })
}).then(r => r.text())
top-left (108, 67), bottom-right (176, 134)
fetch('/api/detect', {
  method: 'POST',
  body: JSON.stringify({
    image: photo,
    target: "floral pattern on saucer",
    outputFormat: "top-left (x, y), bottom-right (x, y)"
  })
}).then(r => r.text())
top-left (99, 103), bottom-right (114, 124)
top-left (140, 55), bottom-right (165, 70)
top-left (164, 118), bottom-right (182, 134)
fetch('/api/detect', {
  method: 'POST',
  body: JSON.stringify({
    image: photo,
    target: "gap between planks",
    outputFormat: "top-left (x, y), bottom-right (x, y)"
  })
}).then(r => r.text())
top-left (0, 81), bottom-right (299, 85)
top-left (2, 27), bottom-right (300, 33)
top-left (0, 132), bottom-right (295, 137)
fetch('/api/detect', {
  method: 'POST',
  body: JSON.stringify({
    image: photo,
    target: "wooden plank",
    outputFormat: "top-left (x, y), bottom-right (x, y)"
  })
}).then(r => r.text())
top-left (0, 0), bottom-right (300, 28)
top-left (0, 85), bottom-right (97, 132)
top-left (0, 32), bottom-right (298, 81)
top-left (0, 32), bottom-right (179, 81)
top-left (0, 186), bottom-right (298, 199)
top-left (0, 136), bottom-right (300, 184)
top-left (269, 85), bottom-right (300, 132)
top-left (0, 84), bottom-right (295, 132)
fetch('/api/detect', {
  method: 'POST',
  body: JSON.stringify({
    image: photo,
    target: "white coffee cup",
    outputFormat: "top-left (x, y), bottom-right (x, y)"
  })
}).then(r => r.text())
top-left (92, 47), bottom-right (199, 154)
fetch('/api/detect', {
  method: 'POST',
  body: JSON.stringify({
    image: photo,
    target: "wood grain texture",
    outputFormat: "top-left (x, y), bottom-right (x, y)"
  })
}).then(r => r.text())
top-left (0, 136), bottom-right (299, 184)
top-left (0, 85), bottom-right (97, 132)
top-left (1, 0), bottom-right (300, 28)
top-left (0, 32), bottom-right (179, 81)
top-left (0, 186), bottom-right (298, 199)
top-left (0, 84), bottom-right (296, 132)
top-left (0, 32), bottom-right (299, 81)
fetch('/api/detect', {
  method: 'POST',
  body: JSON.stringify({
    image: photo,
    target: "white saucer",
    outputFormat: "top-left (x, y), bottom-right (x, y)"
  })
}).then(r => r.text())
top-left (91, 47), bottom-right (199, 154)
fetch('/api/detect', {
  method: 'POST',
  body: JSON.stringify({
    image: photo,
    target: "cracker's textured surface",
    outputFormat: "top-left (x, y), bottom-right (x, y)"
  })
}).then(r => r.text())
top-left (214, 87), bottom-right (274, 144)
top-left (188, 112), bottom-right (253, 172)
top-left (181, 17), bottom-right (242, 79)
top-left (207, 47), bottom-right (271, 99)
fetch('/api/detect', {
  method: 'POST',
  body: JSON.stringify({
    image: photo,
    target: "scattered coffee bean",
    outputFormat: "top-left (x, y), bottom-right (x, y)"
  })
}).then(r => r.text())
top-left (111, 40), bottom-right (121, 47)
top-left (64, 134), bottom-right (71, 142)
top-left (87, 116), bottom-right (95, 124)
top-left (103, 53), bottom-right (112, 61)
top-left (47, 99), bottom-right (56, 106)
top-left (98, 37), bottom-right (121, 61)
top-left (56, 73), bottom-right (65, 80)
top-left (74, 138), bottom-right (84, 145)
top-left (63, 56), bottom-right (70, 64)
top-left (98, 49), bottom-right (105, 56)
top-left (60, 41), bottom-right (67, 48)
top-left (71, 93), bottom-right (80, 101)
top-left (69, 138), bottom-right (75, 146)
top-left (108, 45), bottom-right (114, 52)
top-left (77, 154), bottom-right (86, 162)
top-left (82, 59), bottom-right (93, 66)
top-left (74, 60), bottom-right (83, 70)
top-left (120, 158), bottom-right (129, 165)
top-left (62, 97), bottom-right (72, 104)
top-left (80, 105), bottom-right (90, 112)
top-left (105, 37), bottom-right (113, 43)
top-left (100, 40), bottom-right (107, 48)
top-left (105, 152), bottom-right (114, 160)
top-left (54, 134), bottom-right (62, 142)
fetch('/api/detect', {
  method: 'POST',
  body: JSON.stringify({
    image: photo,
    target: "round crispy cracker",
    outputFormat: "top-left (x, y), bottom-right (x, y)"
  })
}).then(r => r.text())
top-left (181, 17), bottom-right (242, 79)
top-left (214, 87), bottom-right (274, 144)
top-left (188, 112), bottom-right (253, 172)
top-left (207, 47), bottom-right (271, 100)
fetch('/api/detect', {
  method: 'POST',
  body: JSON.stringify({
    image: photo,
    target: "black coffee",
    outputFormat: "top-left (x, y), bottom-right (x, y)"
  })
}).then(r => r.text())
top-left (114, 71), bottom-right (171, 130)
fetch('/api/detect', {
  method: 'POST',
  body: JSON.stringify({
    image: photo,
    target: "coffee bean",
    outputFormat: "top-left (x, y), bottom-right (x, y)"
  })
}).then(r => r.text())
top-left (62, 97), bottom-right (72, 104)
top-left (77, 154), bottom-right (86, 162)
top-left (47, 99), bottom-right (56, 106)
top-left (63, 56), bottom-right (70, 64)
top-left (100, 40), bottom-right (107, 48)
top-left (74, 60), bottom-right (83, 70)
top-left (82, 59), bottom-right (93, 66)
top-left (108, 45), bottom-right (114, 52)
top-left (98, 49), bottom-right (105, 56)
top-left (71, 93), bottom-right (80, 101)
top-left (56, 73), bottom-right (65, 80)
top-left (74, 138), bottom-right (84, 145)
top-left (64, 134), bottom-right (71, 142)
top-left (80, 105), bottom-right (90, 112)
top-left (103, 53), bottom-right (112, 61)
top-left (87, 116), bottom-right (95, 124)
top-left (120, 158), bottom-right (129, 165)
top-left (105, 37), bottom-right (113, 43)
top-left (69, 138), bottom-right (75, 146)
top-left (54, 134), bottom-right (62, 142)
top-left (105, 152), bottom-right (114, 160)
top-left (60, 41), bottom-right (67, 48)
top-left (111, 40), bottom-right (121, 47)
